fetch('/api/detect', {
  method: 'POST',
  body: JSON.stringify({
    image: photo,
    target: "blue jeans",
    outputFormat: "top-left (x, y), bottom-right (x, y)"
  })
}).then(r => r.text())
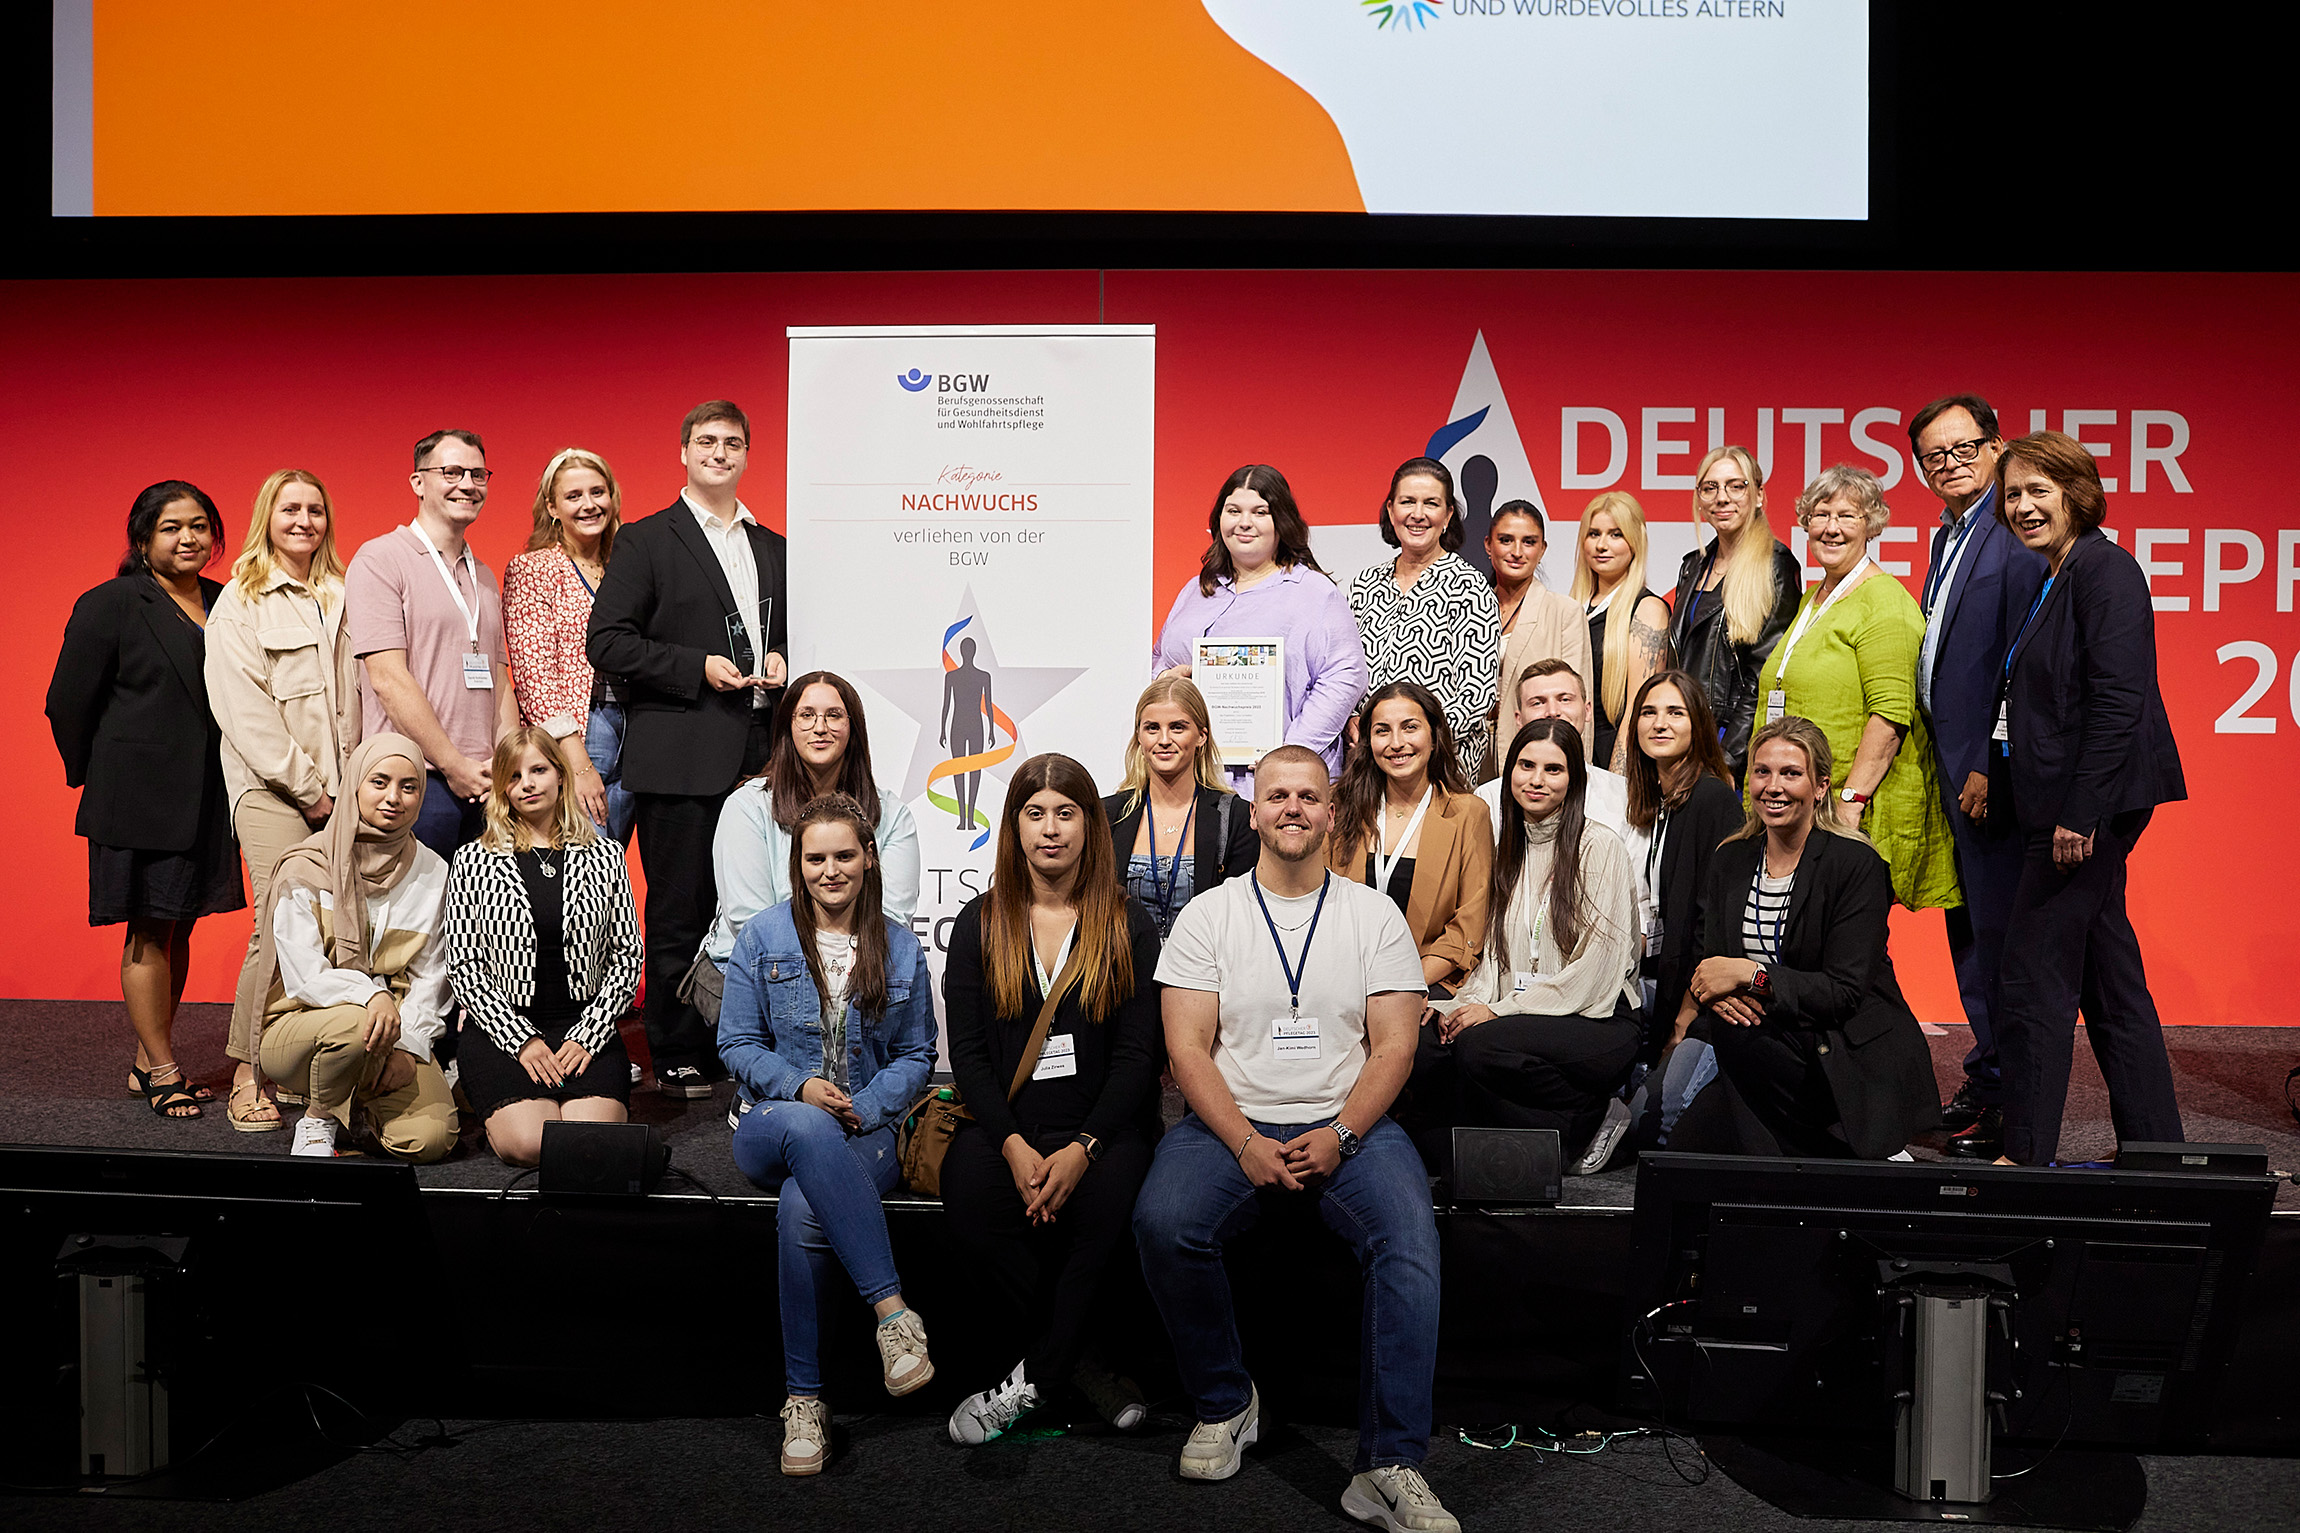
top-left (1628, 1038), bottom-right (1718, 1149)
top-left (1133, 1112), bottom-right (1440, 1472)
top-left (414, 771), bottom-right (485, 861)
top-left (583, 701), bottom-right (637, 846)
top-left (732, 1099), bottom-right (904, 1395)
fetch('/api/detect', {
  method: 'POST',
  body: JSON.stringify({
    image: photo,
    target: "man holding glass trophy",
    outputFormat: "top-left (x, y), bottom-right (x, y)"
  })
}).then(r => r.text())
top-left (588, 401), bottom-right (788, 1101)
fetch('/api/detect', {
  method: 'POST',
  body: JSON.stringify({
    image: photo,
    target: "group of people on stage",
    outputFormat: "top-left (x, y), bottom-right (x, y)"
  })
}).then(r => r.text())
top-left (47, 391), bottom-right (2189, 1528)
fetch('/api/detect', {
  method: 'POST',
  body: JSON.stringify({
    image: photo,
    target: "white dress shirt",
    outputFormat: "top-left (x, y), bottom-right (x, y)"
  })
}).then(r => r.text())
top-left (684, 488), bottom-right (768, 708)
top-left (1917, 487), bottom-right (1995, 716)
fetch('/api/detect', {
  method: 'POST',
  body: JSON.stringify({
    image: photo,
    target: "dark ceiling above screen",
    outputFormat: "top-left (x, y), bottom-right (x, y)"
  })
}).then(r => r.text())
top-left (50, 0), bottom-right (1867, 221)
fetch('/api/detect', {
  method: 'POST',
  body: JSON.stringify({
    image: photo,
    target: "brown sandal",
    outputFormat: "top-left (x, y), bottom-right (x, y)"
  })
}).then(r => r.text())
top-left (227, 1077), bottom-right (283, 1133)
top-left (137, 1062), bottom-right (203, 1120)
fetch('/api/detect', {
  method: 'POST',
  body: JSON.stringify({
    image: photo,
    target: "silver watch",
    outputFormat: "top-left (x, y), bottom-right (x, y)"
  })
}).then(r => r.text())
top-left (1331, 1122), bottom-right (1363, 1158)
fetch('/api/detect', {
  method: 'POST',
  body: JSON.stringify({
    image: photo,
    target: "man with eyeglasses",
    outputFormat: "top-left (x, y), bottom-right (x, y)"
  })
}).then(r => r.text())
top-left (588, 400), bottom-right (788, 1102)
top-left (1908, 394), bottom-right (2047, 1158)
top-left (347, 428), bottom-right (519, 858)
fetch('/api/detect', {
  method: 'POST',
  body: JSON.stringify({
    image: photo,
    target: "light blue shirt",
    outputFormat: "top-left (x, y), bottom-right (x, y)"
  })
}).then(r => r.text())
top-left (1917, 487), bottom-right (1994, 716)
top-left (702, 780), bottom-right (921, 962)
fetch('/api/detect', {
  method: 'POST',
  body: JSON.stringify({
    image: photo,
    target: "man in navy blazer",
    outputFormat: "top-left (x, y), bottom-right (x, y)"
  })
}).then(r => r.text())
top-left (1909, 395), bottom-right (2047, 1157)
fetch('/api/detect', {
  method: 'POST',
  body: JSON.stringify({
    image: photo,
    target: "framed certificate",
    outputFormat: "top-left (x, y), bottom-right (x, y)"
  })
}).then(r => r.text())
top-left (1192, 637), bottom-right (1285, 766)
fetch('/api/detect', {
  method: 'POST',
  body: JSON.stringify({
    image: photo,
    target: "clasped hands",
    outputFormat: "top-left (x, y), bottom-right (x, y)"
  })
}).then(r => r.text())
top-left (516, 1036), bottom-right (596, 1088)
top-left (1003, 1135), bottom-right (1091, 1224)
top-left (1688, 956), bottom-right (1768, 1028)
top-left (1424, 1001), bottom-right (1495, 1045)
top-left (1238, 1126), bottom-right (1344, 1192)
top-left (799, 1076), bottom-right (865, 1133)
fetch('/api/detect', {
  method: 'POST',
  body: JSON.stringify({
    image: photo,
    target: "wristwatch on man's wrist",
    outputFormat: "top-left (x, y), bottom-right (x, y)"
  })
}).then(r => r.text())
top-left (1330, 1122), bottom-right (1363, 1159)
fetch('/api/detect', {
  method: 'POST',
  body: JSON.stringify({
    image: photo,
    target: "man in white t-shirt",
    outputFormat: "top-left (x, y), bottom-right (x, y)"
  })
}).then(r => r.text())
top-left (1135, 746), bottom-right (1456, 1533)
top-left (1480, 658), bottom-right (1631, 840)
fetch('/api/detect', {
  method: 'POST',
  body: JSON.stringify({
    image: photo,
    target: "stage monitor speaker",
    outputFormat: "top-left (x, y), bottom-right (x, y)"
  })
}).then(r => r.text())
top-left (1449, 1126), bottom-right (1561, 1206)
top-left (538, 1122), bottom-right (670, 1201)
top-left (2117, 1141), bottom-right (2270, 1176)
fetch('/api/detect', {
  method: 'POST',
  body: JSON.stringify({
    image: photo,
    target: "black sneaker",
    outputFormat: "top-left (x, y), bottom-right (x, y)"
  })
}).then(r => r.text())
top-left (659, 1065), bottom-right (713, 1100)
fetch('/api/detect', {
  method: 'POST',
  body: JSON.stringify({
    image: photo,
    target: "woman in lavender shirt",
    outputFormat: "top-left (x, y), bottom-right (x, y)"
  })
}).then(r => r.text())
top-left (1152, 465), bottom-right (1368, 779)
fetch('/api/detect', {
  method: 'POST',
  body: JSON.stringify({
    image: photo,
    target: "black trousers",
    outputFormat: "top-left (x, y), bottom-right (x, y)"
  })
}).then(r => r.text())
top-left (1675, 1014), bottom-right (1853, 1159)
top-left (1997, 810), bottom-right (2182, 1166)
top-left (1412, 1002), bottom-right (1639, 1155)
top-left (1937, 759), bottom-right (2028, 1106)
top-left (632, 713), bottom-right (773, 1075)
top-left (939, 1122), bottom-right (1152, 1390)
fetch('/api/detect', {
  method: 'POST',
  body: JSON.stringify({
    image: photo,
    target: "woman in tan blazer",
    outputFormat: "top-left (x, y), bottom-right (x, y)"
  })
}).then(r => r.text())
top-left (1329, 680), bottom-right (1492, 995)
top-left (1484, 501), bottom-right (1591, 782)
top-left (204, 469), bottom-right (360, 1131)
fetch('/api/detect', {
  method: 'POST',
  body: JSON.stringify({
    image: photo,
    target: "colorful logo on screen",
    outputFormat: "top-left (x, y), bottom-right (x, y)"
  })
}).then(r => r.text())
top-left (929, 616), bottom-right (1020, 851)
top-left (1363, 0), bottom-right (1440, 29)
top-left (897, 368), bottom-right (933, 392)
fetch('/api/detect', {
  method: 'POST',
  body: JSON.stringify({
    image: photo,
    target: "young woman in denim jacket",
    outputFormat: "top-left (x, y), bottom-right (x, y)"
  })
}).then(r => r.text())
top-left (717, 792), bottom-right (938, 1477)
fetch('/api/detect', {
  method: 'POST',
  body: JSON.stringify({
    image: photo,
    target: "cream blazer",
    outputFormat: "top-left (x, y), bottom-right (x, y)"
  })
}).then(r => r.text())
top-left (1491, 584), bottom-right (1594, 759)
top-left (205, 568), bottom-right (360, 813)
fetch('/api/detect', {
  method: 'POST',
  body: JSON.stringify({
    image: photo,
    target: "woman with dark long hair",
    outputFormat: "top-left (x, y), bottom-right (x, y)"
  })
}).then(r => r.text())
top-left (1329, 681), bottom-right (1491, 996)
top-left (1153, 464), bottom-right (1367, 777)
top-left (718, 793), bottom-right (939, 1475)
top-left (942, 754), bottom-right (1165, 1444)
top-left (47, 480), bottom-right (245, 1121)
top-left (1348, 457), bottom-right (1502, 777)
top-left (1420, 718), bottom-right (1641, 1171)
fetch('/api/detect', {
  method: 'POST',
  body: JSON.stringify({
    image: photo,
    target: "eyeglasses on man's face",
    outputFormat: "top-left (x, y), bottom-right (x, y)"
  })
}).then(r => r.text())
top-left (419, 465), bottom-right (493, 485)
top-left (1916, 438), bottom-right (1990, 473)
top-left (690, 433), bottom-right (748, 454)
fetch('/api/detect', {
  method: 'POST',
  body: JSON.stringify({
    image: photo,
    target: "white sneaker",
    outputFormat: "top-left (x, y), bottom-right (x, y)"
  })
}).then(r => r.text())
top-left (290, 1115), bottom-right (339, 1158)
top-left (1342, 1465), bottom-right (1461, 1533)
top-left (948, 1360), bottom-right (1039, 1445)
top-left (1073, 1355), bottom-right (1149, 1431)
top-left (1178, 1383), bottom-right (1258, 1481)
top-left (875, 1308), bottom-right (935, 1397)
top-left (727, 1091), bottom-right (756, 1132)
top-left (1571, 1097), bottom-right (1632, 1177)
top-left (779, 1395), bottom-right (831, 1476)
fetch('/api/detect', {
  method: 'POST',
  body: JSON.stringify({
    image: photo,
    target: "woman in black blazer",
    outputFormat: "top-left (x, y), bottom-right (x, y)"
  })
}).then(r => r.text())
top-left (942, 754), bottom-right (1165, 1446)
top-left (1669, 717), bottom-right (1937, 1160)
top-left (1991, 433), bottom-right (2186, 1167)
top-left (45, 482), bottom-right (246, 1120)
top-left (1101, 676), bottom-right (1258, 941)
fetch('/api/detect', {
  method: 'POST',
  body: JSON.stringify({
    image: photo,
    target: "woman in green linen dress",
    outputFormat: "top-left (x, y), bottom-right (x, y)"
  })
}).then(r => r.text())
top-left (1753, 465), bottom-right (1960, 912)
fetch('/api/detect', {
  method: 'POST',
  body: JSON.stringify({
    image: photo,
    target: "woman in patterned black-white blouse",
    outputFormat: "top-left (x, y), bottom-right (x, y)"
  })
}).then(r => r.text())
top-left (442, 726), bottom-right (643, 1167)
top-left (1347, 456), bottom-right (1501, 779)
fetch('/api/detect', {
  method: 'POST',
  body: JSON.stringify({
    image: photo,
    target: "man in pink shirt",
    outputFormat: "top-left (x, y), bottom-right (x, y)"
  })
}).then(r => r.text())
top-left (346, 428), bottom-right (519, 857)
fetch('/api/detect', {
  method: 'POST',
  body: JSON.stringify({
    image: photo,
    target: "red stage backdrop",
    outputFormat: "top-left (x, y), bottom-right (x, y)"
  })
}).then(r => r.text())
top-left (5, 270), bottom-right (2292, 1027)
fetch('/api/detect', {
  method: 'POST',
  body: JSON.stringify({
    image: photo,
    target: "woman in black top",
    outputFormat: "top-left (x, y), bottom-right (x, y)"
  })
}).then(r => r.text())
top-left (1669, 718), bottom-right (1936, 1160)
top-left (443, 726), bottom-right (644, 1165)
top-left (46, 482), bottom-right (246, 1120)
top-left (943, 753), bottom-right (1164, 1446)
top-left (1668, 447), bottom-right (1803, 779)
top-left (1991, 433), bottom-right (2186, 1167)
top-left (1102, 676), bottom-right (1257, 940)
top-left (1621, 671), bottom-right (1744, 1147)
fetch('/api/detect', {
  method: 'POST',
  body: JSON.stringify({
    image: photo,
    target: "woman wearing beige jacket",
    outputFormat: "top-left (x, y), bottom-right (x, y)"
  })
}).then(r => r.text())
top-left (204, 469), bottom-right (360, 1130)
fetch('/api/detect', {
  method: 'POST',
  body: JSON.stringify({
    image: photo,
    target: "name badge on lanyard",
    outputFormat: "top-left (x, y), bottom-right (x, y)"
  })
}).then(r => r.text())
top-left (1992, 702), bottom-right (2010, 744)
top-left (463, 651), bottom-right (493, 690)
top-left (1032, 1034), bottom-right (1078, 1080)
top-left (1765, 688), bottom-right (1786, 725)
top-left (412, 523), bottom-right (492, 690)
top-left (1272, 1014), bottom-right (1322, 1059)
top-left (1768, 556), bottom-right (1869, 726)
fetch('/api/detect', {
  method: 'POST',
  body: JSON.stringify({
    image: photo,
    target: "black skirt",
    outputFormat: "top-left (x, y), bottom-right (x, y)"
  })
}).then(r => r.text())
top-left (458, 1005), bottom-right (633, 1119)
top-left (86, 778), bottom-right (246, 926)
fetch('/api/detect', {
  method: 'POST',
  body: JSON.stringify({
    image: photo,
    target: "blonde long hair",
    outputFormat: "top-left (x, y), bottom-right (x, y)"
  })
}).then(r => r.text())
top-left (231, 470), bottom-right (345, 603)
top-left (526, 448), bottom-right (623, 563)
top-left (1691, 445), bottom-right (1784, 647)
top-left (479, 727), bottom-right (600, 853)
top-left (1568, 490), bottom-right (1655, 726)
top-left (1725, 716), bottom-right (1873, 848)
top-left (1115, 676), bottom-right (1231, 815)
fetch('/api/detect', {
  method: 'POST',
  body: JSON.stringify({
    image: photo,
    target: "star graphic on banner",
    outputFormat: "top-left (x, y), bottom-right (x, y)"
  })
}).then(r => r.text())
top-left (855, 587), bottom-right (1085, 841)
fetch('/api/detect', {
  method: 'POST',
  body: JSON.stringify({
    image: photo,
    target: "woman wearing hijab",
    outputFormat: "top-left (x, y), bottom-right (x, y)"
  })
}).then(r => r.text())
top-left (248, 733), bottom-right (459, 1162)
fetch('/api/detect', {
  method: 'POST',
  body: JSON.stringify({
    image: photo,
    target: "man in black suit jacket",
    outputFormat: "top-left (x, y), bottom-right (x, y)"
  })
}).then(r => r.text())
top-left (587, 401), bottom-right (787, 1097)
top-left (1908, 396), bottom-right (2047, 1157)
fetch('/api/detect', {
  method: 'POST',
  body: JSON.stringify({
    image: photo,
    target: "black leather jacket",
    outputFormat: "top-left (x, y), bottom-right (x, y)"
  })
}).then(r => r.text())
top-left (1667, 542), bottom-right (1802, 778)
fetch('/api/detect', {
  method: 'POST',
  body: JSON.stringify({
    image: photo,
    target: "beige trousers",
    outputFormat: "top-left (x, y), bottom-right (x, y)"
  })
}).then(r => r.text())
top-left (227, 790), bottom-right (314, 1065)
top-left (257, 1003), bottom-right (457, 1164)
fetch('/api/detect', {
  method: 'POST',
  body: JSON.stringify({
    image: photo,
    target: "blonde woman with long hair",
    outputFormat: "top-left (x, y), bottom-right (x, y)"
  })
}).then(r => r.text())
top-left (1667, 446), bottom-right (1803, 780)
top-left (1568, 491), bottom-right (1672, 775)
top-left (502, 447), bottom-right (631, 841)
top-left (206, 469), bottom-right (360, 1131)
top-left (1101, 676), bottom-right (1258, 940)
top-left (441, 725), bottom-right (643, 1166)
top-left (1666, 717), bottom-right (1934, 1161)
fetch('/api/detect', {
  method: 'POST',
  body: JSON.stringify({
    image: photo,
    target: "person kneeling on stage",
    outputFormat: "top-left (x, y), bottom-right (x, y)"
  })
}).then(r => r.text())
top-left (248, 734), bottom-right (457, 1163)
top-left (1668, 718), bottom-right (1937, 1160)
top-left (717, 794), bottom-right (938, 1477)
top-left (942, 755), bottom-right (1164, 1445)
top-left (1423, 718), bottom-right (1642, 1177)
top-left (1133, 746), bottom-right (1458, 1533)
top-left (442, 727), bottom-right (643, 1167)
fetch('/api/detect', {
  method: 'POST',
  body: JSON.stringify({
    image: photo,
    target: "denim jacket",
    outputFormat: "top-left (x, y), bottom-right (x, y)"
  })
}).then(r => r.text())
top-left (716, 900), bottom-right (936, 1135)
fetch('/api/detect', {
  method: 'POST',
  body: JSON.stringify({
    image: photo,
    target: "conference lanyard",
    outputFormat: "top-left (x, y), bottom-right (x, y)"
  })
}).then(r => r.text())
top-left (1923, 506), bottom-right (1983, 613)
top-left (1031, 921), bottom-right (1077, 1000)
top-left (409, 521), bottom-right (483, 653)
top-left (1752, 870), bottom-right (1791, 962)
top-left (1772, 556), bottom-right (1870, 681)
top-left (1675, 543), bottom-right (1719, 649)
top-left (1143, 795), bottom-right (1196, 925)
top-left (1252, 871), bottom-right (1329, 1019)
top-left (2003, 576), bottom-right (2057, 678)
top-left (569, 558), bottom-right (598, 598)
top-left (1374, 784), bottom-right (1434, 896)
